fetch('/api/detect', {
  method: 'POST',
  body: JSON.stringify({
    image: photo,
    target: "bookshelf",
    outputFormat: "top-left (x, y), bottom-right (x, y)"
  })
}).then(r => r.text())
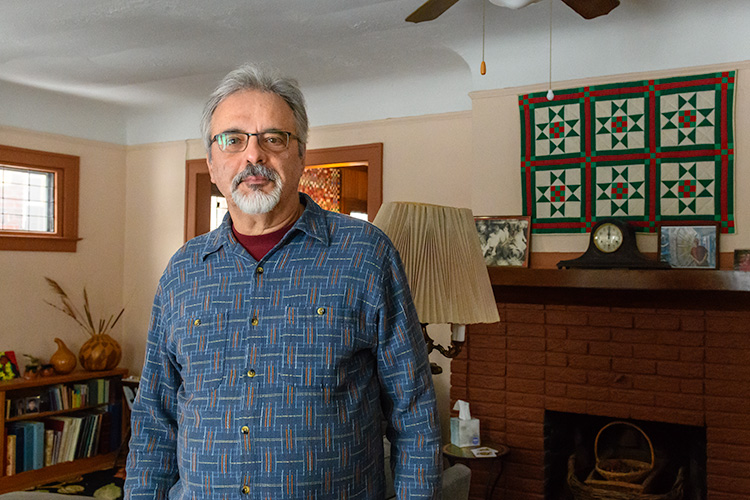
top-left (0, 368), bottom-right (127, 494)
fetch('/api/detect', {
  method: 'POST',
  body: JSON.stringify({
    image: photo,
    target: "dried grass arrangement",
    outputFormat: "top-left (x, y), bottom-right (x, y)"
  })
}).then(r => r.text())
top-left (44, 277), bottom-right (125, 337)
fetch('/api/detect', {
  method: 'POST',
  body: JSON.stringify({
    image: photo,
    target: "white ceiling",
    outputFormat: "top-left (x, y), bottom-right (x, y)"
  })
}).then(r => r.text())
top-left (2, 0), bottom-right (749, 145)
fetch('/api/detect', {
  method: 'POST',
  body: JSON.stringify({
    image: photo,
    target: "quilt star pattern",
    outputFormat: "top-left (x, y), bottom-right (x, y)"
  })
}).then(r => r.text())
top-left (519, 71), bottom-right (736, 233)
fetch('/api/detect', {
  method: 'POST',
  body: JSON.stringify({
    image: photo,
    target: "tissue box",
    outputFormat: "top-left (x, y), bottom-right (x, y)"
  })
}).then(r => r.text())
top-left (450, 417), bottom-right (480, 447)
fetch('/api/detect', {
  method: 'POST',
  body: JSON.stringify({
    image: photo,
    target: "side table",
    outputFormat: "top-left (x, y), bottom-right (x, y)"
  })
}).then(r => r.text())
top-left (443, 443), bottom-right (510, 500)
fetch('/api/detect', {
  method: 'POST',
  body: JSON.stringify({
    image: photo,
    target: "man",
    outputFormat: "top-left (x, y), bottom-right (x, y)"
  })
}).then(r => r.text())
top-left (125, 64), bottom-right (442, 499)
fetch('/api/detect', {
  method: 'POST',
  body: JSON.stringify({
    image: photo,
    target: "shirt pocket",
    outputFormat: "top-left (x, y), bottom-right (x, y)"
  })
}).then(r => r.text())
top-left (173, 313), bottom-right (230, 392)
top-left (278, 304), bottom-right (364, 390)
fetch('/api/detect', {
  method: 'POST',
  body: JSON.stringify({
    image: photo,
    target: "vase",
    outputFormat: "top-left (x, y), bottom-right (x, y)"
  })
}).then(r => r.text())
top-left (50, 337), bottom-right (77, 374)
top-left (79, 334), bottom-right (122, 371)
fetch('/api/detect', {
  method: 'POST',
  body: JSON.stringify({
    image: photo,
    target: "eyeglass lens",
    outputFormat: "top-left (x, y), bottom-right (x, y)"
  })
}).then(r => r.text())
top-left (215, 132), bottom-right (290, 153)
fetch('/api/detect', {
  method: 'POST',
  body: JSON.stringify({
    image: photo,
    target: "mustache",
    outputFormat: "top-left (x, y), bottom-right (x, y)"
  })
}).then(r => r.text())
top-left (231, 164), bottom-right (279, 190)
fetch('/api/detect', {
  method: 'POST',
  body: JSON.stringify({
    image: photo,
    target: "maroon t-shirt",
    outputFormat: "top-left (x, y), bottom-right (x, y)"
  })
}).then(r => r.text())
top-left (232, 224), bottom-right (293, 261)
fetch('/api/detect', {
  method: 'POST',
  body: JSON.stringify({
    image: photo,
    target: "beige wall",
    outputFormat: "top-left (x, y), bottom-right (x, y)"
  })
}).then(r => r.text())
top-left (2, 60), bottom-right (748, 444)
top-left (121, 141), bottom-right (190, 374)
top-left (0, 125), bottom-right (127, 366)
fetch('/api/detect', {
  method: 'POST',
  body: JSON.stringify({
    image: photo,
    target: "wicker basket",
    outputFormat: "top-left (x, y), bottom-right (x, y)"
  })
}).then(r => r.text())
top-left (594, 421), bottom-right (654, 484)
top-left (568, 455), bottom-right (685, 500)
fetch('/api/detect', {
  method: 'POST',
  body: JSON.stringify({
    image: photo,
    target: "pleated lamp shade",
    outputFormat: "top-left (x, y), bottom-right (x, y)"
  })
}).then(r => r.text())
top-left (373, 202), bottom-right (500, 326)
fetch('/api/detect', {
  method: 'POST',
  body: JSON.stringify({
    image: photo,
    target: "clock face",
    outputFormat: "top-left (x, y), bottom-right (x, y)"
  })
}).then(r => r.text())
top-left (593, 222), bottom-right (623, 253)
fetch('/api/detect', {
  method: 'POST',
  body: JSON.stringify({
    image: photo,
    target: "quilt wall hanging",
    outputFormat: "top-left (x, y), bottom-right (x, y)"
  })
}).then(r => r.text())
top-left (519, 71), bottom-right (736, 233)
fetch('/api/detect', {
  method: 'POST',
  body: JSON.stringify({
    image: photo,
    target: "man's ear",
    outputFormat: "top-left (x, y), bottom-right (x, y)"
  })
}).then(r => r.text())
top-left (206, 155), bottom-right (216, 184)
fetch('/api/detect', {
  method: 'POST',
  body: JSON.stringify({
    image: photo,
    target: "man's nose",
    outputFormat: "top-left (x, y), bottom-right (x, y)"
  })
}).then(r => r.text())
top-left (243, 134), bottom-right (267, 164)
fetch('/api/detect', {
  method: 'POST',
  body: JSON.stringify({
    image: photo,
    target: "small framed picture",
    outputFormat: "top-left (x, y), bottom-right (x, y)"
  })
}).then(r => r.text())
top-left (475, 216), bottom-right (531, 267)
top-left (24, 395), bottom-right (41, 414)
top-left (735, 250), bottom-right (750, 271)
top-left (0, 351), bottom-right (21, 381)
top-left (658, 222), bottom-right (719, 269)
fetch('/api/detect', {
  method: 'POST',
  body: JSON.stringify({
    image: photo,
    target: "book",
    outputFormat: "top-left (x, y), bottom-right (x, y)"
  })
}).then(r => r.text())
top-left (44, 418), bottom-right (65, 465)
top-left (48, 385), bottom-right (64, 411)
top-left (67, 416), bottom-right (83, 462)
top-left (44, 428), bottom-right (55, 466)
top-left (108, 402), bottom-right (122, 450)
top-left (27, 420), bottom-right (45, 470)
top-left (47, 416), bottom-right (74, 463)
top-left (98, 378), bottom-right (107, 404)
top-left (88, 379), bottom-right (99, 405)
top-left (90, 412), bottom-right (103, 457)
top-left (98, 411), bottom-right (112, 455)
top-left (7, 422), bottom-right (32, 472)
top-left (74, 414), bottom-right (92, 459)
top-left (7, 426), bottom-right (24, 473)
top-left (5, 434), bottom-right (16, 475)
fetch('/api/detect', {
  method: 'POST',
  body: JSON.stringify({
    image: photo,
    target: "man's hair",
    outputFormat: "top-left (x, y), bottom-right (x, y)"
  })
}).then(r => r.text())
top-left (201, 63), bottom-right (308, 159)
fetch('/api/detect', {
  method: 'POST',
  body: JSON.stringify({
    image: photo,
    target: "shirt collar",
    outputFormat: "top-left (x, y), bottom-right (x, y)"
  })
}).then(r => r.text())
top-left (201, 192), bottom-right (330, 259)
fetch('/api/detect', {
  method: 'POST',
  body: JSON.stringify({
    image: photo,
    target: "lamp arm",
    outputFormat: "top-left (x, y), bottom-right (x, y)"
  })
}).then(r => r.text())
top-left (420, 323), bottom-right (465, 359)
top-left (434, 339), bottom-right (465, 358)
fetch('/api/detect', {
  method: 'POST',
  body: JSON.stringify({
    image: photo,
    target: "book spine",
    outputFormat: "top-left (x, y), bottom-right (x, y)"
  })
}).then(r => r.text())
top-left (31, 421), bottom-right (44, 470)
top-left (22, 424), bottom-right (33, 471)
top-left (5, 434), bottom-right (16, 475)
top-left (44, 428), bottom-right (55, 466)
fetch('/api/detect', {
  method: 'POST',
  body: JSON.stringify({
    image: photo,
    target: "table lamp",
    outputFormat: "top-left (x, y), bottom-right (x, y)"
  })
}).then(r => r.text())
top-left (373, 202), bottom-right (500, 374)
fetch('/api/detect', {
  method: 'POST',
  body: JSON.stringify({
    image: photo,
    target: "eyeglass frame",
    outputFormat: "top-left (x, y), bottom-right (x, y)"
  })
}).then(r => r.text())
top-left (209, 130), bottom-right (300, 153)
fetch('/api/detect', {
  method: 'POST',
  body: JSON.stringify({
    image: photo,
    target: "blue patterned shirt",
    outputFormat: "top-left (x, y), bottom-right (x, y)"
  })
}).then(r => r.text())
top-left (125, 194), bottom-right (441, 500)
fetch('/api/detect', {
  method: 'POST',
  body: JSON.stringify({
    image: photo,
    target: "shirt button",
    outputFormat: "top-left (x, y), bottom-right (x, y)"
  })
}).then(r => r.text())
top-left (247, 369), bottom-right (256, 378)
top-left (241, 485), bottom-right (250, 494)
top-left (251, 317), bottom-right (259, 326)
top-left (256, 266), bottom-right (264, 274)
top-left (317, 307), bottom-right (326, 315)
top-left (193, 319), bottom-right (201, 326)
top-left (240, 425), bottom-right (250, 434)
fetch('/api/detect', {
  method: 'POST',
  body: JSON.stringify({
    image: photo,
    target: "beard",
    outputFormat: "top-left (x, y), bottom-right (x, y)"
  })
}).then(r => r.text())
top-left (230, 164), bottom-right (283, 215)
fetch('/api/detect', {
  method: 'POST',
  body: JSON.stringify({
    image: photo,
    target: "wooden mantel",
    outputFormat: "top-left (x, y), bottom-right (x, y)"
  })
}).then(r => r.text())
top-left (488, 268), bottom-right (750, 311)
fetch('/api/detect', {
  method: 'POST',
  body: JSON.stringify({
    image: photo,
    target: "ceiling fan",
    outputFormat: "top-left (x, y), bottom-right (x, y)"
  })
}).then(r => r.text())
top-left (406, 0), bottom-right (620, 23)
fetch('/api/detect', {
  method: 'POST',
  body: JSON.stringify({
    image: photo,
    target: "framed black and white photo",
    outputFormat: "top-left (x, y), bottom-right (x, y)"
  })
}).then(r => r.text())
top-left (658, 222), bottom-right (719, 269)
top-left (474, 216), bottom-right (531, 267)
top-left (735, 249), bottom-right (750, 271)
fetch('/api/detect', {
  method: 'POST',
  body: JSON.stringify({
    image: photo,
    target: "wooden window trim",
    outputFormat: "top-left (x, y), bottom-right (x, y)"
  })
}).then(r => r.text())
top-left (0, 145), bottom-right (80, 252)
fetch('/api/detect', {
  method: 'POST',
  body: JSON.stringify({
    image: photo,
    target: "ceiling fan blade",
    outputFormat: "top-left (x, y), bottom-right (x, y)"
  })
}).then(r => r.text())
top-left (561, 0), bottom-right (620, 19)
top-left (406, 0), bottom-right (462, 23)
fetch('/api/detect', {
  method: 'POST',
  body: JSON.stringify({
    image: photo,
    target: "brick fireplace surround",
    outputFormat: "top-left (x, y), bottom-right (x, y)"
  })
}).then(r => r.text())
top-left (450, 268), bottom-right (750, 500)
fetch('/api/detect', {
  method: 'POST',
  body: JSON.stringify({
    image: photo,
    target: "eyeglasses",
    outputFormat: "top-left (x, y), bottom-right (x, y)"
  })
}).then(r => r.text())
top-left (210, 131), bottom-right (298, 153)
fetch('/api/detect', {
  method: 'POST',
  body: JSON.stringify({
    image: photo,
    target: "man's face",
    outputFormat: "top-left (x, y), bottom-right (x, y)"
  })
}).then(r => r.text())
top-left (206, 89), bottom-right (305, 217)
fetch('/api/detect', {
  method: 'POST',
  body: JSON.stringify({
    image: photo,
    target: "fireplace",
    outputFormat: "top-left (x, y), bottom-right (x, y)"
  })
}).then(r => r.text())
top-left (544, 410), bottom-right (706, 499)
top-left (450, 268), bottom-right (750, 500)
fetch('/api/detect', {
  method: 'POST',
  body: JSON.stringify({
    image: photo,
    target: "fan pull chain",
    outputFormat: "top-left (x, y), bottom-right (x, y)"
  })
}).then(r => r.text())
top-left (546, 0), bottom-right (554, 100)
top-left (480, 0), bottom-right (487, 75)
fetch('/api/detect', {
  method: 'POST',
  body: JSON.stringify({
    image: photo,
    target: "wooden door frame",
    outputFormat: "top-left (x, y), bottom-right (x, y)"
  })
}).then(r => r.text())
top-left (184, 142), bottom-right (383, 241)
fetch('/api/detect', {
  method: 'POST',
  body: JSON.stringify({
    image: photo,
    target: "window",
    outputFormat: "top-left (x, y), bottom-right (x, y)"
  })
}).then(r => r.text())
top-left (0, 145), bottom-right (80, 252)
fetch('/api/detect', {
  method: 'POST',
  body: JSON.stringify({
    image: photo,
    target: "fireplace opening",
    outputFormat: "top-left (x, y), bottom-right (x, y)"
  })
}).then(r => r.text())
top-left (544, 410), bottom-right (707, 500)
